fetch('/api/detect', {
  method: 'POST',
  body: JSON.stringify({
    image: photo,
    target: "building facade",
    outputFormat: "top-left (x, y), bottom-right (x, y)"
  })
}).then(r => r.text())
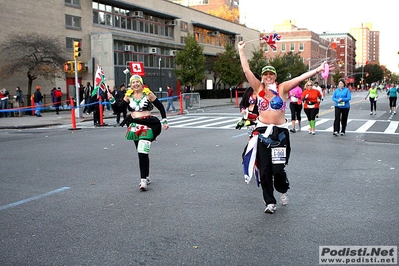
top-left (319, 33), bottom-right (356, 84)
top-left (0, 0), bottom-right (258, 98)
top-left (350, 23), bottom-right (380, 67)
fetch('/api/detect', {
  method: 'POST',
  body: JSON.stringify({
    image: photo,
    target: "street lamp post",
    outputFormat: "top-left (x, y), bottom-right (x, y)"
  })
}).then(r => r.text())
top-left (324, 41), bottom-right (336, 89)
top-left (159, 57), bottom-right (162, 97)
top-left (361, 63), bottom-right (364, 90)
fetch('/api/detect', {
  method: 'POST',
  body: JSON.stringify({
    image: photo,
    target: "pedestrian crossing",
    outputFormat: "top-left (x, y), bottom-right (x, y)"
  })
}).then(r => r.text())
top-left (167, 115), bottom-right (399, 135)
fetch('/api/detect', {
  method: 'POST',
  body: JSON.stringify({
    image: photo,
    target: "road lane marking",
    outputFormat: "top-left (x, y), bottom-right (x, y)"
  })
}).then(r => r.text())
top-left (0, 187), bottom-right (70, 211)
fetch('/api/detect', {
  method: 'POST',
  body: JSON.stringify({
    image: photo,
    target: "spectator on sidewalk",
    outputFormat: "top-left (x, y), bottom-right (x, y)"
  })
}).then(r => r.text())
top-left (14, 86), bottom-right (24, 117)
top-left (111, 83), bottom-right (127, 124)
top-left (33, 86), bottom-right (43, 117)
top-left (51, 87), bottom-right (63, 115)
top-left (166, 85), bottom-right (176, 112)
top-left (83, 82), bottom-right (93, 114)
top-left (0, 88), bottom-right (10, 118)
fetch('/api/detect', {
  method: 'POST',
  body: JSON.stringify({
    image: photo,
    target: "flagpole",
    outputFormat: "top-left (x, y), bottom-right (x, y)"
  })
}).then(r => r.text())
top-left (245, 38), bottom-right (261, 43)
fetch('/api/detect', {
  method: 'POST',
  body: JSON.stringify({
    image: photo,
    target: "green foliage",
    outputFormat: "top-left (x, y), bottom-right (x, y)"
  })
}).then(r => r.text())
top-left (354, 64), bottom-right (384, 85)
top-left (269, 52), bottom-right (308, 85)
top-left (248, 48), bottom-right (268, 77)
top-left (174, 34), bottom-right (206, 87)
top-left (332, 70), bottom-right (343, 85)
top-left (214, 43), bottom-right (243, 88)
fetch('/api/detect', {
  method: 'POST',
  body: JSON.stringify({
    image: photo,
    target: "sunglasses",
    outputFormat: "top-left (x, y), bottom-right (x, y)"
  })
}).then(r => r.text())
top-left (307, 84), bottom-right (313, 86)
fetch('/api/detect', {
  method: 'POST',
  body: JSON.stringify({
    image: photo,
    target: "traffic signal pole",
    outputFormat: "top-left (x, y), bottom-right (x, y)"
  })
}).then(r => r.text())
top-left (73, 41), bottom-right (82, 118)
top-left (74, 58), bottom-right (81, 118)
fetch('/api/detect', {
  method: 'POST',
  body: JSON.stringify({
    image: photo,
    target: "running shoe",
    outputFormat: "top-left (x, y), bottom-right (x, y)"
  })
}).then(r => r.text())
top-left (280, 193), bottom-right (288, 206)
top-left (340, 132), bottom-right (345, 136)
top-left (139, 179), bottom-right (147, 191)
top-left (264, 204), bottom-right (277, 214)
top-left (146, 177), bottom-right (151, 185)
top-left (290, 128), bottom-right (296, 133)
top-left (333, 132), bottom-right (338, 136)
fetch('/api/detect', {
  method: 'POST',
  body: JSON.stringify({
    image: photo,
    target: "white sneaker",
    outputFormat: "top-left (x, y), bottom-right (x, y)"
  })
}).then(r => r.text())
top-left (373, 112), bottom-right (377, 115)
top-left (146, 177), bottom-right (151, 185)
top-left (280, 193), bottom-right (288, 206)
top-left (264, 204), bottom-right (277, 214)
top-left (139, 179), bottom-right (147, 191)
top-left (370, 112), bottom-right (373, 115)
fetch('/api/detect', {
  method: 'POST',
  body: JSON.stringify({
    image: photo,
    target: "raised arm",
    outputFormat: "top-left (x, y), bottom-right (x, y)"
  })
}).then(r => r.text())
top-left (280, 61), bottom-right (332, 94)
top-left (238, 41), bottom-right (262, 94)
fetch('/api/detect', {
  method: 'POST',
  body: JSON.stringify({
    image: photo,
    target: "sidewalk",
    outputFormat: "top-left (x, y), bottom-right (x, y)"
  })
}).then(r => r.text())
top-left (0, 98), bottom-right (236, 129)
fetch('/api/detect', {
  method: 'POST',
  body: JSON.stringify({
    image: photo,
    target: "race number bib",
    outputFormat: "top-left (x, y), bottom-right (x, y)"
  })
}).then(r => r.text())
top-left (271, 147), bottom-right (286, 164)
top-left (337, 101), bottom-right (345, 106)
top-left (290, 96), bottom-right (298, 102)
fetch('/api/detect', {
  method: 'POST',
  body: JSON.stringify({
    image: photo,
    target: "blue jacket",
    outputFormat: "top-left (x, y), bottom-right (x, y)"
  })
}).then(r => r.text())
top-left (332, 87), bottom-right (351, 108)
top-left (387, 87), bottom-right (399, 98)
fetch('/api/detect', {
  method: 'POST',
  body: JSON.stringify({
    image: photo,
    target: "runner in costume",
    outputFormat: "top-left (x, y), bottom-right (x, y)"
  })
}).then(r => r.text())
top-left (108, 75), bottom-right (169, 191)
top-left (238, 40), bottom-right (332, 214)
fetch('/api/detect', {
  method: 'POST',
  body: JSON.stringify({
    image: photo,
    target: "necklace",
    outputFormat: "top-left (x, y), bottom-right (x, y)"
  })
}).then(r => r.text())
top-left (130, 94), bottom-right (146, 111)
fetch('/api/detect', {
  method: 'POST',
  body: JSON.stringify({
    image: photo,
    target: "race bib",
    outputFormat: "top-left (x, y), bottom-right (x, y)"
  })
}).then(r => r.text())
top-left (290, 96), bottom-right (298, 102)
top-left (337, 102), bottom-right (345, 106)
top-left (307, 103), bottom-right (315, 108)
top-left (271, 147), bottom-right (286, 164)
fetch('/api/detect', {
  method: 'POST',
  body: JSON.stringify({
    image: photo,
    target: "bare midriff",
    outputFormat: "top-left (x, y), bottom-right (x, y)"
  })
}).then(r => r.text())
top-left (258, 111), bottom-right (286, 125)
top-left (130, 110), bottom-right (151, 118)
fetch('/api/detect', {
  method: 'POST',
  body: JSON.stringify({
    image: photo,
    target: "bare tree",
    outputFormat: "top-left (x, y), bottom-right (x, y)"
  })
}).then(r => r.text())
top-left (0, 32), bottom-right (67, 105)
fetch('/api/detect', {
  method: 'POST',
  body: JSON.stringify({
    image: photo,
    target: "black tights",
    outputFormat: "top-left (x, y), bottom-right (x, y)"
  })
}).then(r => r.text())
top-left (134, 140), bottom-right (150, 179)
top-left (369, 98), bottom-right (377, 112)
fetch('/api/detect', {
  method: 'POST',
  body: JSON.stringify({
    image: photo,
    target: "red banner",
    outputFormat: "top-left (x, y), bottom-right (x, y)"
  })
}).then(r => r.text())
top-left (129, 62), bottom-right (145, 76)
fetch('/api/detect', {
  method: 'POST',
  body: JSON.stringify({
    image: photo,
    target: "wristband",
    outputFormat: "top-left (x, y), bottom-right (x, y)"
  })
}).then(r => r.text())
top-left (161, 118), bottom-right (168, 125)
top-left (109, 97), bottom-right (115, 104)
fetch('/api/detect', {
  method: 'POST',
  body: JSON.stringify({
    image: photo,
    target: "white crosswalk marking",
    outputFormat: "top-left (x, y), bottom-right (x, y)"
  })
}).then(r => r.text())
top-left (324, 119), bottom-right (352, 132)
top-left (166, 115), bottom-right (398, 135)
top-left (355, 120), bottom-right (376, 132)
top-left (384, 121), bottom-right (399, 134)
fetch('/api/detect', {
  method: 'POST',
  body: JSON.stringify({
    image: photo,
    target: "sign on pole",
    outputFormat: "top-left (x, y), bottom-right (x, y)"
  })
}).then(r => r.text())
top-left (129, 62), bottom-right (145, 76)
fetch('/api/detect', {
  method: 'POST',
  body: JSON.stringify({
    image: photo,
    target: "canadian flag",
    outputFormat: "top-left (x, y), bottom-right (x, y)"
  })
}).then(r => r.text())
top-left (129, 62), bottom-right (145, 76)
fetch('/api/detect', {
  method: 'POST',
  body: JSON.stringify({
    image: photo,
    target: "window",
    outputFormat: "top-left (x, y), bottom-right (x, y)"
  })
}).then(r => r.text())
top-left (281, 43), bottom-right (286, 52)
top-left (92, 1), bottom-right (174, 39)
top-left (299, 43), bottom-right (304, 51)
top-left (180, 21), bottom-right (188, 32)
top-left (66, 37), bottom-right (81, 50)
top-left (65, 15), bottom-right (81, 29)
top-left (290, 43), bottom-right (295, 51)
top-left (264, 45), bottom-right (269, 52)
top-left (65, 0), bottom-right (80, 7)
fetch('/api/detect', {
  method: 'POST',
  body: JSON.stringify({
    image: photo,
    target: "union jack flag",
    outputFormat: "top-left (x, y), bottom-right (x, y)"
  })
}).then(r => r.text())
top-left (260, 33), bottom-right (281, 50)
top-left (243, 134), bottom-right (260, 186)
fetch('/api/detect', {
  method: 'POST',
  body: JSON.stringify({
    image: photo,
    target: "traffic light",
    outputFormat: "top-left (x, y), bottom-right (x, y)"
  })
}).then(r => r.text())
top-left (77, 61), bottom-right (84, 72)
top-left (63, 61), bottom-right (73, 72)
top-left (73, 41), bottom-right (81, 59)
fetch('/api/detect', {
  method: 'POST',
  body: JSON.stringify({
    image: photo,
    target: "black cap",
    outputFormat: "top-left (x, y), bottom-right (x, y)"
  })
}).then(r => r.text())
top-left (120, 83), bottom-right (126, 88)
